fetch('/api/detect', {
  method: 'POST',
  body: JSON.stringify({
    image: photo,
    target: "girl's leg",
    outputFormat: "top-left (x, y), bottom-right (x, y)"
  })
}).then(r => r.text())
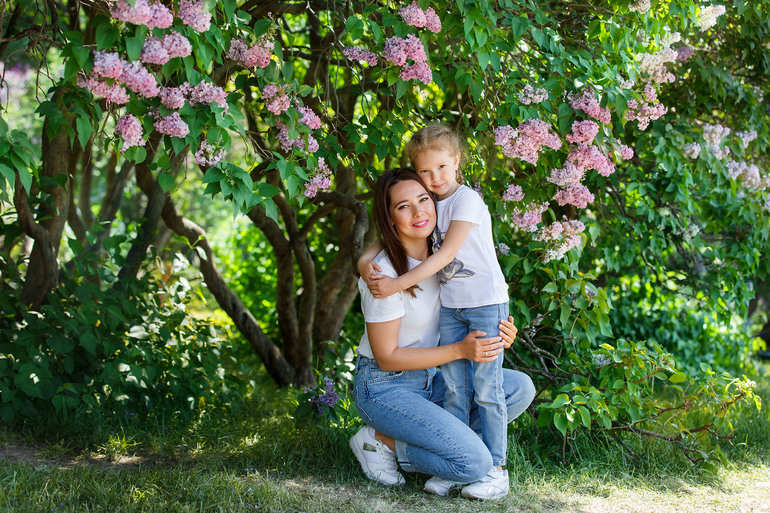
top-left (466, 303), bottom-right (509, 468)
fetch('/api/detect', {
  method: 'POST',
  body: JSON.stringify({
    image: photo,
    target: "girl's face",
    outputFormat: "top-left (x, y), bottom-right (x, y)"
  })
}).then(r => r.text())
top-left (388, 179), bottom-right (437, 245)
top-left (413, 146), bottom-right (461, 200)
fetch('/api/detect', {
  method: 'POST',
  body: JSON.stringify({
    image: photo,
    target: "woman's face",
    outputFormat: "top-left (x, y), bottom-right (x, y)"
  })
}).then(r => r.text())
top-left (388, 179), bottom-right (436, 244)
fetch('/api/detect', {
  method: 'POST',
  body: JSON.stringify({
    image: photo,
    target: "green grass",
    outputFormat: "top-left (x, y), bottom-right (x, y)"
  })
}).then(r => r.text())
top-left (1, 364), bottom-right (768, 513)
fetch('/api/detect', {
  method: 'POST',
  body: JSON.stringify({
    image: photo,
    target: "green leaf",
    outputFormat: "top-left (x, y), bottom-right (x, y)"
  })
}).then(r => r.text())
top-left (396, 80), bottom-right (409, 101)
top-left (259, 182), bottom-right (281, 199)
top-left (0, 36), bottom-right (29, 61)
top-left (550, 393), bottom-right (571, 409)
top-left (158, 173), bottom-right (175, 192)
top-left (669, 372), bottom-right (687, 383)
top-left (560, 303), bottom-right (571, 327)
top-left (553, 412), bottom-right (568, 436)
top-left (76, 115), bottom-right (92, 149)
top-left (478, 49), bottom-right (491, 70)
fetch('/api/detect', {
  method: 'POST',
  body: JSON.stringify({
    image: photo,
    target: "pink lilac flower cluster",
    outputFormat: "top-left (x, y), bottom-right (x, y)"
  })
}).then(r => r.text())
top-left (93, 51), bottom-right (123, 78)
top-left (511, 201), bottom-right (549, 232)
top-left (399, 2), bottom-right (441, 33)
top-left (78, 76), bottom-right (130, 104)
top-left (194, 140), bottom-right (226, 167)
top-left (494, 120), bottom-right (562, 165)
top-left (519, 84), bottom-right (548, 105)
top-left (115, 114), bottom-right (144, 150)
top-left (140, 37), bottom-right (170, 65)
top-left (109, 0), bottom-right (173, 29)
top-left (569, 90), bottom-right (611, 124)
top-left (534, 219), bottom-right (585, 262)
top-left (697, 5), bottom-right (726, 31)
top-left (497, 242), bottom-right (510, 255)
top-left (566, 120), bottom-right (600, 145)
top-left (160, 86), bottom-right (186, 109)
top-left (342, 46), bottom-right (378, 66)
top-left (703, 123), bottom-right (731, 159)
top-left (683, 142), bottom-right (701, 159)
top-left (296, 105), bottom-right (322, 130)
top-left (188, 81), bottom-right (228, 111)
top-left (178, 0), bottom-right (211, 32)
top-left (625, 84), bottom-right (668, 130)
top-left (547, 161), bottom-right (584, 187)
top-left (276, 122), bottom-right (319, 153)
top-left (737, 129), bottom-right (758, 149)
top-left (676, 46), bottom-right (695, 61)
top-left (120, 60), bottom-right (160, 97)
top-left (553, 184), bottom-right (595, 209)
top-left (304, 158), bottom-right (333, 198)
top-left (618, 144), bottom-right (634, 161)
top-left (163, 32), bottom-right (193, 58)
top-left (383, 35), bottom-right (432, 84)
top-left (154, 112), bottom-right (190, 138)
top-left (629, 0), bottom-right (651, 14)
top-left (567, 143), bottom-right (615, 177)
top-left (503, 184), bottom-right (524, 202)
top-left (228, 36), bottom-right (275, 68)
top-left (535, 219), bottom-right (585, 243)
top-left (262, 84), bottom-right (290, 114)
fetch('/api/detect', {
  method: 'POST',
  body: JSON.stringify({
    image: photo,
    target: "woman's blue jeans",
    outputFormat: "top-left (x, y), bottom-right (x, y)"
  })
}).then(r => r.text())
top-left (353, 356), bottom-right (535, 482)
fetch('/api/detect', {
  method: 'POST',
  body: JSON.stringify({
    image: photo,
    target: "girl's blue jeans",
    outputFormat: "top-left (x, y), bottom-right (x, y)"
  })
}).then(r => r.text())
top-left (439, 302), bottom-right (509, 466)
top-left (353, 354), bottom-right (535, 482)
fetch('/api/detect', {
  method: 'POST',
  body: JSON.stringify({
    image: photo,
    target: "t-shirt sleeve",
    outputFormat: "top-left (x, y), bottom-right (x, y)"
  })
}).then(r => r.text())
top-left (448, 186), bottom-right (487, 225)
top-left (359, 258), bottom-right (405, 323)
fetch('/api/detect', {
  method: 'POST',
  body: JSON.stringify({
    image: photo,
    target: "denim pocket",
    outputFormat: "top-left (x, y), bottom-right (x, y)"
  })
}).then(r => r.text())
top-left (366, 367), bottom-right (405, 385)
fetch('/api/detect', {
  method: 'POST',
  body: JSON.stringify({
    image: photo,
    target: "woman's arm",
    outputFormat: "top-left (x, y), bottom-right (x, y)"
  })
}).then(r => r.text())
top-left (368, 317), bottom-right (503, 371)
top-left (368, 220), bottom-right (471, 298)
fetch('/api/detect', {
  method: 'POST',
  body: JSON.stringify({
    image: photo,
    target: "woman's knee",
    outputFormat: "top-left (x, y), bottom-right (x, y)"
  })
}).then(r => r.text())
top-left (457, 446), bottom-right (493, 482)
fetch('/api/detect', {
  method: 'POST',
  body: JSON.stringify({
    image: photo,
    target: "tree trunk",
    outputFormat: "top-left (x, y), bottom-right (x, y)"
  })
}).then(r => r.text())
top-left (16, 93), bottom-right (72, 309)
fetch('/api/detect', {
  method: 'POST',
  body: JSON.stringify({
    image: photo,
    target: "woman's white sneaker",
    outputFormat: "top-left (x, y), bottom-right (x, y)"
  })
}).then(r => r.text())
top-left (461, 468), bottom-right (509, 500)
top-left (349, 427), bottom-right (405, 486)
top-left (423, 475), bottom-right (465, 496)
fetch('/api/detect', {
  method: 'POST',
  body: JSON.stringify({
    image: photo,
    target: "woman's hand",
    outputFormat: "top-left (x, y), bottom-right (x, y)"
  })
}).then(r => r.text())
top-left (457, 330), bottom-right (504, 363)
top-left (498, 316), bottom-right (518, 349)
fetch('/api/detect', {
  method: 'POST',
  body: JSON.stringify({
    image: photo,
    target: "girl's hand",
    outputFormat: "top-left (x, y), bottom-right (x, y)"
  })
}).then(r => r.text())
top-left (458, 330), bottom-right (504, 362)
top-left (368, 276), bottom-right (399, 298)
top-left (498, 316), bottom-right (518, 349)
top-left (358, 260), bottom-right (382, 285)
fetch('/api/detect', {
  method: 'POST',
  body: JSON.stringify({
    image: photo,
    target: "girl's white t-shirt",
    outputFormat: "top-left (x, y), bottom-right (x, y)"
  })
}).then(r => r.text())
top-left (356, 250), bottom-right (440, 359)
top-left (435, 184), bottom-right (509, 309)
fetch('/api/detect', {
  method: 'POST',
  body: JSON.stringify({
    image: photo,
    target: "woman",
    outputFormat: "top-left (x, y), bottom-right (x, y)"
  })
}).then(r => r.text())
top-left (349, 168), bottom-right (535, 500)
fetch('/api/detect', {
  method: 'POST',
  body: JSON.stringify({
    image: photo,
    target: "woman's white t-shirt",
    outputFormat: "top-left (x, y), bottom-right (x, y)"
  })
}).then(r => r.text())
top-left (356, 250), bottom-right (440, 359)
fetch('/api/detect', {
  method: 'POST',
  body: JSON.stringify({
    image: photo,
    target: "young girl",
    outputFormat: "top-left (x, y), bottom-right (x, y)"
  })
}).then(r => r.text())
top-left (359, 124), bottom-right (511, 499)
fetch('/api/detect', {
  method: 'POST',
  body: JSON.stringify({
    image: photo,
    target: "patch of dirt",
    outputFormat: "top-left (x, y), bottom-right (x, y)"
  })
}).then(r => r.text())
top-left (0, 442), bottom-right (175, 470)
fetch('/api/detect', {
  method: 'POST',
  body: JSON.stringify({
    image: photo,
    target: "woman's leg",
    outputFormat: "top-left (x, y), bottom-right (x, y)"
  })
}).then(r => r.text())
top-left (354, 357), bottom-right (492, 483)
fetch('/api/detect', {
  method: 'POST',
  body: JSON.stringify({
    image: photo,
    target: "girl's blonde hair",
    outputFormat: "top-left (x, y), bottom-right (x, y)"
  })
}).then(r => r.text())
top-left (406, 123), bottom-right (465, 184)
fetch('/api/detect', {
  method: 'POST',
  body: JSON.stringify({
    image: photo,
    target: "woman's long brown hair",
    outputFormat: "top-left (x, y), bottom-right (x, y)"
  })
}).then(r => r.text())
top-left (372, 168), bottom-right (437, 298)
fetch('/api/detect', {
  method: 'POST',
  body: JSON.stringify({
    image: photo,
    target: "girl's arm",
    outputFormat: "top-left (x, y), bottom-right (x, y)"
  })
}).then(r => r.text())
top-left (368, 316), bottom-right (504, 371)
top-left (357, 240), bottom-right (384, 284)
top-left (368, 220), bottom-right (471, 298)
